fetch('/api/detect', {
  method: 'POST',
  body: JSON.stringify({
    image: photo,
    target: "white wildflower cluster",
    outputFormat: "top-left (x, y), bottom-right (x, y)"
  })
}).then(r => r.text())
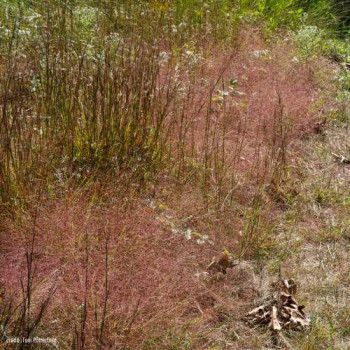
top-left (18, 29), bottom-right (31, 36)
top-left (106, 32), bottom-right (125, 55)
top-left (158, 51), bottom-right (171, 64)
top-left (25, 11), bottom-right (42, 22)
top-left (183, 46), bottom-right (204, 66)
top-left (185, 228), bottom-right (213, 245)
top-left (335, 76), bottom-right (350, 103)
top-left (168, 22), bottom-right (187, 33)
top-left (148, 199), bottom-right (214, 246)
top-left (213, 77), bottom-right (245, 103)
top-left (185, 228), bottom-right (214, 245)
top-left (33, 127), bottom-right (43, 136)
top-left (168, 62), bottom-right (190, 98)
top-left (0, 7), bottom-right (41, 47)
top-left (252, 49), bottom-right (271, 59)
top-left (29, 73), bottom-right (40, 93)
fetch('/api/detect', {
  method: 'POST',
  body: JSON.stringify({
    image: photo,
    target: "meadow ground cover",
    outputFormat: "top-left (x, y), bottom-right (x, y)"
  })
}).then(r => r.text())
top-left (0, 1), bottom-right (349, 349)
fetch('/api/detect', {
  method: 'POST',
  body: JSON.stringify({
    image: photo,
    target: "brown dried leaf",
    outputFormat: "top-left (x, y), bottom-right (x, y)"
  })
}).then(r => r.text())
top-left (289, 309), bottom-right (310, 328)
top-left (246, 278), bottom-right (310, 339)
top-left (269, 306), bottom-right (282, 331)
top-left (207, 253), bottom-right (238, 274)
top-left (282, 279), bottom-right (297, 295)
top-left (247, 304), bottom-right (269, 317)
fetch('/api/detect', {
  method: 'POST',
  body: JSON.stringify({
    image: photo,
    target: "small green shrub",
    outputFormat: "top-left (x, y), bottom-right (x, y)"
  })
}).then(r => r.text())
top-left (294, 24), bottom-right (325, 59)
